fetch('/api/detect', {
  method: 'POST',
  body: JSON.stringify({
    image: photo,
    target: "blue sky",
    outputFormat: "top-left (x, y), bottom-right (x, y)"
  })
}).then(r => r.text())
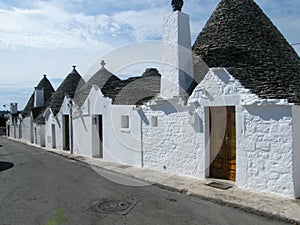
top-left (0, 0), bottom-right (299, 111)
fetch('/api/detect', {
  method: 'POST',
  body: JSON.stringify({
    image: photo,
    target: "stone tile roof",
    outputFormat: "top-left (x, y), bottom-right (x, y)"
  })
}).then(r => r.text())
top-left (74, 66), bottom-right (121, 107)
top-left (22, 75), bottom-right (55, 117)
top-left (74, 66), bottom-right (161, 106)
top-left (47, 66), bottom-right (85, 115)
top-left (113, 68), bottom-right (161, 105)
top-left (192, 0), bottom-right (300, 103)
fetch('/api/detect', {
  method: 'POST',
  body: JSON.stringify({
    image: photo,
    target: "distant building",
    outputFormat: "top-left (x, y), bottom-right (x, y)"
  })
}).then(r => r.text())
top-left (44, 66), bottom-right (85, 150)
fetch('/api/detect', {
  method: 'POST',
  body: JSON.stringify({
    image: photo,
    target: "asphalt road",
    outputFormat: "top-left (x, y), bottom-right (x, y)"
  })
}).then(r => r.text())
top-left (0, 137), bottom-right (292, 225)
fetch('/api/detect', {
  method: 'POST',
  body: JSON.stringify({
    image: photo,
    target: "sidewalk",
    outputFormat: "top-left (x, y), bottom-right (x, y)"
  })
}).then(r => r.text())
top-left (8, 138), bottom-right (300, 224)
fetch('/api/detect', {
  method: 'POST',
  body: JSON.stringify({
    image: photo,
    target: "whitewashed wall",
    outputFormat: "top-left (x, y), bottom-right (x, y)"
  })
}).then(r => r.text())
top-left (141, 99), bottom-right (205, 177)
top-left (292, 105), bottom-right (300, 198)
top-left (238, 105), bottom-right (295, 198)
top-left (45, 97), bottom-right (71, 150)
top-left (33, 124), bottom-right (45, 147)
top-left (142, 67), bottom-right (298, 198)
top-left (192, 68), bottom-right (299, 198)
top-left (21, 116), bottom-right (33, 143)
top-left (73, 85), bottom-right (142, 167)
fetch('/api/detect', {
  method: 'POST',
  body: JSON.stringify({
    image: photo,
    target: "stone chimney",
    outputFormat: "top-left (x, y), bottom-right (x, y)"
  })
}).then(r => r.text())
top-left (160, 1), bottom-right (194, 99)
top-left (10, 103), bottom-right (18, 114)
top-left (34, 87), bottom-right (44, 107)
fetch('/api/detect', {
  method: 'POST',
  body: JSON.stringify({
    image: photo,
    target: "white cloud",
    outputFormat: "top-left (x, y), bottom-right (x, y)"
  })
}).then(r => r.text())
top-left (0, 2), bottom-right (115, 49)
top-left (113, 7), bottom-right (168, 41)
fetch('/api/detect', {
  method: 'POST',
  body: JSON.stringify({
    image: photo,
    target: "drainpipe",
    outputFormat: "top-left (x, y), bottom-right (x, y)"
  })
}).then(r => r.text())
top-left (68, 99), bottom-right (74, 154)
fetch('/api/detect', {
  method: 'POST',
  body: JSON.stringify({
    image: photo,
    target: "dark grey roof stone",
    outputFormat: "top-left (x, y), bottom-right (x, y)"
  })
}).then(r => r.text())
top-left (141, 68), bottom-right (161, 77)
top-left (47, 66), bottom-right (85, 115)
top-left (74, 65), bottom-right (161, 106)
top-left (22, 75), bottom-right (55, 117)
top-left (192, 0), bottom-right (300, 103)
top-left (74, 66), bottom-right (120, 107)
top-left (113, 71), bottom-right (161, 105)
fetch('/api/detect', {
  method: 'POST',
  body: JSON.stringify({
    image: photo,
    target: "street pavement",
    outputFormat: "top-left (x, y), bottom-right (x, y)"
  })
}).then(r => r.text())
top-left (0, 137), bottom-right (294, 225)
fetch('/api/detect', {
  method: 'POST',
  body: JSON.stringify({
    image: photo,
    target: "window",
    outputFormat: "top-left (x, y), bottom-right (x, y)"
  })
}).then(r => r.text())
top-left (121, 115), bottom-right (129, 129)
top-left (151, 116), bottom-right (158, 127)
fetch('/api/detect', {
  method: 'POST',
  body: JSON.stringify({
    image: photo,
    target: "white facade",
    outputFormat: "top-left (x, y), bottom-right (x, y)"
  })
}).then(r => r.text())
top-left (44, 97), bottom-right (72, 151)
top-left (73, 85), bottom-right (142, 167)
top-left (141, 99), bottom-right (204, 177)
top-left (33, 123), bottom-right (45, 147)
top-left (21, 116), bottom-right (33, 143)
top-left (141, 67), bottom-right (300, 198)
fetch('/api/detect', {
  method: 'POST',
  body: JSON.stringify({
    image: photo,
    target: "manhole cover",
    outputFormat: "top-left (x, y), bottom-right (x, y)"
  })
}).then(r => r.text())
top-left (89, 198), bottom-right (139, 215)
top-left (206, 182), bottom-right (233, 190)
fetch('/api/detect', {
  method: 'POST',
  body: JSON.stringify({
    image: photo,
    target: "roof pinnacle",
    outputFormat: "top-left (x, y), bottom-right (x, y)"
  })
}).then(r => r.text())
top-left (100, 60), bottom-right (106, 68)
top-left (172, 0), bottom-right (184, 12)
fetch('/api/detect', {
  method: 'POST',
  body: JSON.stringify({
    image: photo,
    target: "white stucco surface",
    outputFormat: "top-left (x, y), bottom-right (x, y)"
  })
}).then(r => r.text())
top-left (45, 97), bottom-right (73, 151)
top-left (34, 124), bottom-right (45, 147)
top-left (292, 106), bottom-right (300, 198)
top-left (21, 116), bottom-right (33, 143)
top-left (161, 11), bottom-right (194, 99)
top-left (73, 86), bottom-right (142, 167)
top-left (238, 105), bottom-right (295, 198)
top-left (141, 99), bottom-right (205, 177)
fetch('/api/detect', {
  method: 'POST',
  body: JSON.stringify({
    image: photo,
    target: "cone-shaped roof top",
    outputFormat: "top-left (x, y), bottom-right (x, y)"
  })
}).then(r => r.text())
top-left (74, 63), bottom-right (121, 107)
top-left (47, 66), bottom-right (85, 115)
top-left (22, 75), bottom-right (55, 117)
top-left (192, 0), bottom-right (300, 103)
top-left (74, 63), bottom-right (161, 107)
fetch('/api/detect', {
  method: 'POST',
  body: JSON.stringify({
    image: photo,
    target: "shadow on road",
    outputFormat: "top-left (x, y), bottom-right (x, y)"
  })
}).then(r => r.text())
top-left (0, 161), bottom-right (14, 172)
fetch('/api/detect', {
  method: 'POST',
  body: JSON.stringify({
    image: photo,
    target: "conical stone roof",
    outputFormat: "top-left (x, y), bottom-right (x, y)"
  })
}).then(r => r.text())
top-left (47, 66), bottom-right (85, 115)
top-left (74, 64), bottom-right (121, 108)
top-left (192, 0), bottom-right (300, 103)
top-left (22, 75), bottom-right (55, 117)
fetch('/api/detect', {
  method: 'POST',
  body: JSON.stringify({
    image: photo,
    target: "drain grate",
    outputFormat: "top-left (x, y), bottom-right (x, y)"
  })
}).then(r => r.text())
top-left (206, 181), bottom-right (233, 190)
top-left (89, 198), bottom-right (138, 215)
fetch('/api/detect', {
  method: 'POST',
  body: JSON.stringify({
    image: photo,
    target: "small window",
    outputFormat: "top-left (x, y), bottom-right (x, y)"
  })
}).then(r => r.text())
top-left (121, 115), bottom-right (129, 129)
top-left (151, 116), bottom-right (158, 127)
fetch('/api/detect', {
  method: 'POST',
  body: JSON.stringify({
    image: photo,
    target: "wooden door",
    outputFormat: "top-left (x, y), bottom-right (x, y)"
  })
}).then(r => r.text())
top-left (209, 106), bottom-right (236, 181)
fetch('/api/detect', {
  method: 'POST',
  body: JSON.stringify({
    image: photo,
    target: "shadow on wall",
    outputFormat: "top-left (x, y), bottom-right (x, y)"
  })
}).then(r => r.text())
top-left (244, 105), bottom-right (292, 121)
top-left (0, 162), bottom-right (14, 172)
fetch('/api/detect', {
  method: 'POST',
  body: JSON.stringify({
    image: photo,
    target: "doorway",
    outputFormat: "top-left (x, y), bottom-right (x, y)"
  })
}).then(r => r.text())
top-left (51, 124), bottom-right (56, 149)
top-left (209, 106), bottom-right (236, 181)
top-left (63, 115), bottom-right (70, 150)
top-left (92, 115), bottom-right (103, 158)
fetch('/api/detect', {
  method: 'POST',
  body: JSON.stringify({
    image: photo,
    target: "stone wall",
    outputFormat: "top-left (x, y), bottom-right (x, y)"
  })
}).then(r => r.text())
top-left (238, 105), bottom-right (295, 198)
top-left (141, 99), bottom-right (205, 177)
